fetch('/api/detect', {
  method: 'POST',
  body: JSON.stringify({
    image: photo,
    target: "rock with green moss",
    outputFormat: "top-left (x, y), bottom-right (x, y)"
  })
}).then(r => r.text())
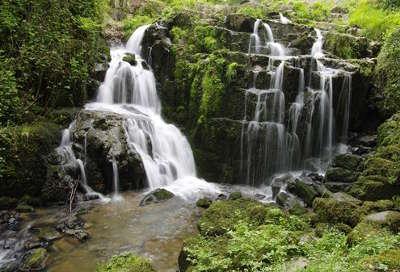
top-left (229, 192), bottom-right (242, 200)
top-left (362, 249), bottom-right (400, 271)
top-left (0, 122), bottom-right (61, 201)
top-left (140, 188), bottom-right (175, 206)
top-left (15, 204), bottom-right (34, 213)
top-left (333, 153), bottom-right (363, 171)
top-left (20, 248), bottom-right (48, 271)
top-left (196, 198), bottom-right (212, 209)
top-left (198, 198), bottom-right (279, 236)
top-left (324, 31), bottom-right (371, 59)
top-left (286, 178), bottom-right (320, 207)
top-left (96, 252), bottom-right (155, 272)
top-left (364, 211), bottom-right (400, 232)
top-left (122, 53), bottom-right (137, 66)
top-left (376, 28), bottom-right (400, 116)
top-left (313, 193), bottom-right (361, 227)
top-left (347, 221), bottom-right (387, 246)
top-left (357, 200), bottom-right (395, 216)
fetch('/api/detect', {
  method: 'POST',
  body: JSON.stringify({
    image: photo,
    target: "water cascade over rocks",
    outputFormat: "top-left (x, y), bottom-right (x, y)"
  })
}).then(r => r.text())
top-left (56, 25), bottom-right (219, 201)
top-left (241, 20), bottom-right (352, 186)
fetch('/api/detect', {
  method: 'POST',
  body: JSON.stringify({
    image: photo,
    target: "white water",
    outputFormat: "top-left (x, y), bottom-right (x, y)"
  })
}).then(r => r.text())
top-left (241, 22), bottom-right (353, 186)
top-left (56, 123), bottom-right (111, 203)
top-left (279, 13), bottom-right (292, 24)
top-left (58, 25), bottom-right (220, 201)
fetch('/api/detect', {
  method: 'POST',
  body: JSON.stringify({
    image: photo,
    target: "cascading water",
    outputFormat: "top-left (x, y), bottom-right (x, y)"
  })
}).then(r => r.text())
top-left (57, 25), bottom-right (218, 202)
top-left (241, 21), bottom-right (353, 186)
top-left (56, 123), bottom-right (110, 202)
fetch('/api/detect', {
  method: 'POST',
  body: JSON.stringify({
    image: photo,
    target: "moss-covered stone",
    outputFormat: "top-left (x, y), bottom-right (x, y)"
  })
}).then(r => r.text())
top-left (20, 248), bottom-right (48, 271)
top-left (198, 198), bottom-right (280, 236)
top-left (15, 204), bottom-right (34, 213)
top-left (364, 211), bottom-right (400, 233)
top-left (287, 179), bottom-right (320, 207)
top-left (196, 198), bottom-right (212, 209)
top-left (96, 252), bottom-right (155, 272)
top-left (362, 249), bottom-right (400, 271)
top-left (357, 200), bottom-right (395, 216)
top-left (0, 121), bottom-right (61, 200)
top-left (333, 153), bottom-right (363, 171)
top-left (122, 53), bottom-right (137, 66)
top-left (376, 28), bottom-right (400, 116)
top-left (140, 188), bottom-right (175, 206)
top-left (347, 221), bottom-right (387, 246)
top-left (350, 114), bottom-right (400, 200)
top-left (228, 191), bottom-right (242, 200)
top-left (312, 193), bottom-right (361, 227)
top-left (324, 31), bottom-right (370, 59)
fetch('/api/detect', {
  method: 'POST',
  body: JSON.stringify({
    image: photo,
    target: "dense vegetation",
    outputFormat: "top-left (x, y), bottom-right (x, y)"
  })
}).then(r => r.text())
top-left (182, 198), bottom-right (400, 272)
top-left (0, 0), bottom-right (109, 124)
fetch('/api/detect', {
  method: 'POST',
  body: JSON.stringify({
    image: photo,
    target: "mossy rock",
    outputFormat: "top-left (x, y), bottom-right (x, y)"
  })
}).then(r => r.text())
top-left (324, 167), bottom-right (360, 183)
top-left (20, 248), bottom-right (48, 271)
top-left (228, 191), bottom-right (242, 200)
top-left (364, 211), bottom-right (400, 233)
top-left (139, 188), bottom-right (175, 206)
top-left (350, 175), bottom-right (400, 201)
top-left (362, 249), bottom-right (400, 271)
top-left (123, 53), bottom-right (137, 66)
top-left (0, 121), bottom-right (61, 200)
top-left (15, 204), bottom-right (35, 213)
top-left (196, 198), bottom-right (212, 209)
top-left (198, 199), bottom-right (281, 236)
top-left (376, 29), bottom-right (400, 116)
top-left (312, 193), bottom-right (361, 227)
top-left (333, 153), bottom-right (363, 171)
top-left (324, 31), bottom-right (370, 59)
top-left (287, 179), bottom-right (320, 207)
top-left (357, 200), bottom-right (395, 217)
top-left (96, 252), bottom-right (155, 272)
top-left (347, 221), bottom-right (388, 246)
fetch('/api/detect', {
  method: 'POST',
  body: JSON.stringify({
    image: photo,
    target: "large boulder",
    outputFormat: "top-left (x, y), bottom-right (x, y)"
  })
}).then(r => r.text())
top-left (71, 110), bottom-right (146, 193)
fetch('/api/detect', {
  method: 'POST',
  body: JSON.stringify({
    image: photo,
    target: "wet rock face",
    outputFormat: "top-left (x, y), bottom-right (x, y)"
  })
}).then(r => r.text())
top-left (73, 110), bottom-right (146, 193)
top-left (139, 15), bottom-right (376, 185)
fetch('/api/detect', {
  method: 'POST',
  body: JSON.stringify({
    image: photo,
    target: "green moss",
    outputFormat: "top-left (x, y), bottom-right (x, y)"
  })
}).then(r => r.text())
top-left (96, 252), bottom-right (155, 272)
top-left (312, 195), bottom-right (361, 227)
top-left (196, 198), bottom-right (212, 209)
top-left (21, 248), bottom-right (48, 271)
top-left (376, 29), bottom-right (400, 116)
top-left (351, 114), bottom-right (400, 200)
top-left (0, 121), bottom-right (61, 199)
top-left (347, 221), bottom-right (387, 246)
top-left (363, 249), bottom-right (400, 270)
top-left (358, 200), bottom-right (395, 216)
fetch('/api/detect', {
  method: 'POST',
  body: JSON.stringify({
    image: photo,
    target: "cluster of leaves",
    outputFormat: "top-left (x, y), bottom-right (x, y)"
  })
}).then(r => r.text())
top-left (0, 0), bottom-right (109, 123)
top-left (184, 199), bottom-right (400, 272)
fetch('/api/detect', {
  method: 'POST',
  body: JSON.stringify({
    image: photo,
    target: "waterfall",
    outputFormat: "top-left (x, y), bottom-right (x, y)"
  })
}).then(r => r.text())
top-left (55, 25), bottom-right (219, 201)
top-left (111, 158), bottom-right (122, 201)
top-left (56, 123), bottom-right (110, 202)
top-left (241, 22), bottom-right (353, 186)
